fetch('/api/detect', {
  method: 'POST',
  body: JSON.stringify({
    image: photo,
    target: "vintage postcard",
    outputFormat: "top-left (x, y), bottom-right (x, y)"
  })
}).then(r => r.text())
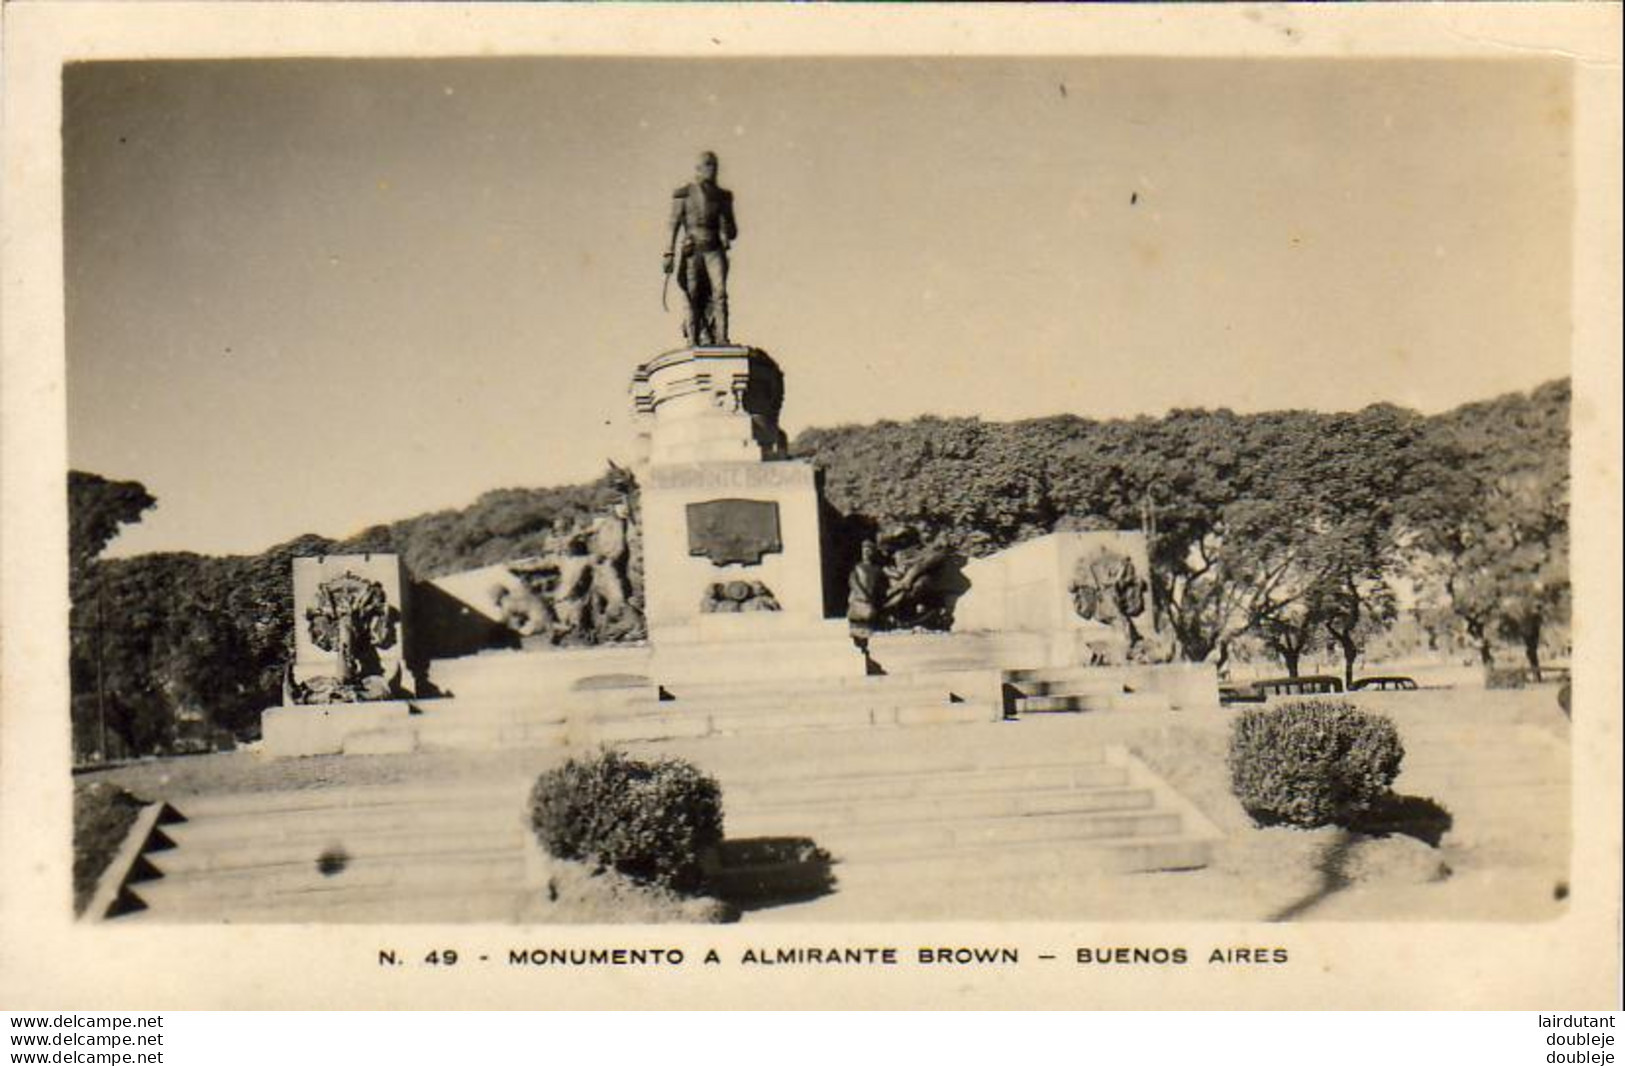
top-left (1, 3), bottom-right (1619, 1009)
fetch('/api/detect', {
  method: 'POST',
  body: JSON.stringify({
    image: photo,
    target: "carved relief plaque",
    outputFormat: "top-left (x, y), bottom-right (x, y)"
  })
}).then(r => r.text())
top-left (685, 498), bottom-right (782, 566)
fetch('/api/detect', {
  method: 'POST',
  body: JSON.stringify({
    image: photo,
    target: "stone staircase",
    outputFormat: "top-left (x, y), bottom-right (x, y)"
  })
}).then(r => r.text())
top-left (109, 722), bottom-right (1219, 923)
top-left (342, 649), bottom-right (1004, 756)
top-left (722, 745), bottom-right (1212, 871)
top-left (266, 631), bottom-right (1214, 758)
top-left (117, 780), bottom-right (534, 923)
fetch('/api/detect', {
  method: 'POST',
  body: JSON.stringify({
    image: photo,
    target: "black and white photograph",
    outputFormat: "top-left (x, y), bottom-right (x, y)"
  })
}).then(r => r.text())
top-left (2, 3), bottom-right (1619, 1013)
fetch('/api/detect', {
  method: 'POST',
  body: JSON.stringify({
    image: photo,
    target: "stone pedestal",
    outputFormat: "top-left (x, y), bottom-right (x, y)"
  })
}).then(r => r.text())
top-left (953, 532), bottom-right (1166, 664)
top-left (261, 701), bottom-right (416, 758)
top-left (640, 460), bottom-right (826, 639)
top-left (632, 346), bottom-right (788, 466)
top-left (632, 345), bottom-right (844, 667)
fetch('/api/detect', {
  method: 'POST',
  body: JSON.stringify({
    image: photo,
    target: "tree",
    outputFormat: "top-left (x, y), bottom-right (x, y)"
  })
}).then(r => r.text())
top-left (68, 472), bottom-right (156, 760)
top-left (1317, 560), bottom-right (1400, 689)
top-left (68, 471), bottom-right (155, 588)
top-left (1143, 405), bottom-right (1429, 671)
top-left (1252, 599), bottom-right (1324, 679)
top-left (1415, 379), bottom-right (1570, 678)
top-left (1444, 469), bottom-right (1569, 678)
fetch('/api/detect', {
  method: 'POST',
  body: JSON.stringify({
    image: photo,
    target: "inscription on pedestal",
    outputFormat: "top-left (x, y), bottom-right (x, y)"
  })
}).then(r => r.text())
top-left (686, 498), bottom-right (782, 565)
top-left (649, 462), bottom-right (813, 490)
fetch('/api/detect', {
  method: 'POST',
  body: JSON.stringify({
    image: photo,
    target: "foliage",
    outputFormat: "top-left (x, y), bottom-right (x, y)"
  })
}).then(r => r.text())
top-left (1227, 700), bottom-right (1405, 828)
top-left (528, 750), bottom-right (724, 893)
top-left (797, 397), bottom-right (1459, 675)
top-left (1413, 380), bottom-right (1570, 676)
top-left (71, 534), bottom-right (339, 756)
top-left (339, 479), bottom-right (629, 580)
top-left (68, 471), bottom-right (156, 591)
top-left (69, 471), bottom-right (164, 759)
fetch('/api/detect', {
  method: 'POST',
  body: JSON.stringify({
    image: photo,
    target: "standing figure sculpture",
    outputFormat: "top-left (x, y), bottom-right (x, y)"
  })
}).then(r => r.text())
top-left (846, 540), bottom-right (887, 655)
top-left (664, 151), bottom-right (738, 346)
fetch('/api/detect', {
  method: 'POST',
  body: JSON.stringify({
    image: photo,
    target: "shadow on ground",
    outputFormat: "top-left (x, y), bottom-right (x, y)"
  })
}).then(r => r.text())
top-left (1267, 794), bottom-right (1454, 922)
top-left (1350, 793), bottom-right (1454, 847)
top-left (704, 836), bottom-right (836, 913)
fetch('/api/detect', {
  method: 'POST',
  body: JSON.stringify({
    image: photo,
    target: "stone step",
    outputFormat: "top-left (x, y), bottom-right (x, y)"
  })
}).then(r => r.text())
top-left (656, 678), bottom-right (963, 707)
top-left (122, 885), bottom-right (535, 924)
top-left (722, 785), bottom-right (1158, 833)
top-left (409, 700), bottom-right (997, 752)
top-left (148, 825), bottom-right (527, 877)
top-left (417, 678), bottom-right (974, 727)
top-left (415, 721), bottom-right (572, 752)
top-left (867, 631), bottom-right (1050, 672)
top-left (161, 802), bottom-right (522, 848)
top-left (168, 783), bottom-right (523, 825)
top-left (426, 648), bottom-right (653, 691)
top-left (708, 735), bottom-right (1113, 785)
top-left (649, 639), bottom-right (869, 685)
top-left (1114, 692), bottom-right (1175, 712)
top-left (707, 702), bottom-right (991, 735)
top-left (730, 808), bottom-right (1187, 860)
top-left (417, 687), bottom-right (653, 714)
top-left (429, 672), bottom-right (973, 709)
top-left (130, 848), bottom-right (524, 910)
top-left (727, 760), bottom-right (1133, 807)
top-left (830, 830), bottom-right (1215, 880)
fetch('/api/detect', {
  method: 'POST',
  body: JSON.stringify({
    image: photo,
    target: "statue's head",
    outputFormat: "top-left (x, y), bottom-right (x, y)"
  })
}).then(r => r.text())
top-left (860, 539), bottom-right (877, 563)
top-left (695, 151), bottom-right (719, 183)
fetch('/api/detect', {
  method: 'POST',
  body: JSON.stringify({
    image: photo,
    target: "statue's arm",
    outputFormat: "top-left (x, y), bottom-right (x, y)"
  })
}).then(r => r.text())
top-left (665, 187), bottom-right (686, 260)
top-left (721, 190), bottom-right (738, 244)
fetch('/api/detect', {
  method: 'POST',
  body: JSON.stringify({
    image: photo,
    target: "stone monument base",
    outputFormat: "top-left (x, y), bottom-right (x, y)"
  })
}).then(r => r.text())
top-left (261, 701), bottom-right (416, 758)
top-left (649, 617), bottom-right (866, 687)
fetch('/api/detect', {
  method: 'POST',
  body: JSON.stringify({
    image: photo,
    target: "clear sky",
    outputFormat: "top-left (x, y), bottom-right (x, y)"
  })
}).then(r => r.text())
top-left (64, 57), bottom-right (1572, 558)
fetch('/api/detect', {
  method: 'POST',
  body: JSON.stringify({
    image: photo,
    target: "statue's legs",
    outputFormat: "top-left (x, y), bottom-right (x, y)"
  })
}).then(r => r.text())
top-left (589, 562), bottom-right (628, 611)
top-left (697, 249), bottom-right (730, 344)
top-left (683, 254), bottom-right (711, 345)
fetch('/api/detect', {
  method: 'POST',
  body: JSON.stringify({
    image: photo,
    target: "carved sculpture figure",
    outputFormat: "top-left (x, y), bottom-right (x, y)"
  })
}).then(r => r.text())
top-left (547, 536), bottom-right (597, 641)
top-left (1070, 548), bottom-right (1150, 658)
top-left (501, 501), bottom-right (644, 646)
top-left (663, 151), bottom-right (737, 346)
top-left (881, 531), bottom-right (964, 631)
top-left (700, 579), bottom-right (781, 613)
top-left (586, 501), bottom-right (631, 615)
top-left (490, 579), bottom-right (554, 637)
top-left (1070, 549), bottom-right (1146, 625)
top-left (298, 571), bottom-right (398, 702)
top-left (846, 540), bottom-right (887, 651)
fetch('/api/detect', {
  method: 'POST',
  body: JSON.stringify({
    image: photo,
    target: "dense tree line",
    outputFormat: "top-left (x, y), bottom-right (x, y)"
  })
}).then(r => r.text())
top-left (68, 476), bottom-right (629, 759)
top-left (794, 379), bottom-right (1570, 683)
top-left (69, 381), bottom-right (1568, 759)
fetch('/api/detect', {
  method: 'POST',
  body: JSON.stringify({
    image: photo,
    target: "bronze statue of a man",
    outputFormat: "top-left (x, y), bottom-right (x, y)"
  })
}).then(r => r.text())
top-left (664, 151), bottom-right (738, 346)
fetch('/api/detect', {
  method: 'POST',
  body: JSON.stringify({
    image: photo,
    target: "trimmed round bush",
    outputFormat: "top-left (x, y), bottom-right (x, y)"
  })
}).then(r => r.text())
top-left (1227, 699), bottom-right (1404, 828)
top-left (528, 749), bottom-right (724, 893)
